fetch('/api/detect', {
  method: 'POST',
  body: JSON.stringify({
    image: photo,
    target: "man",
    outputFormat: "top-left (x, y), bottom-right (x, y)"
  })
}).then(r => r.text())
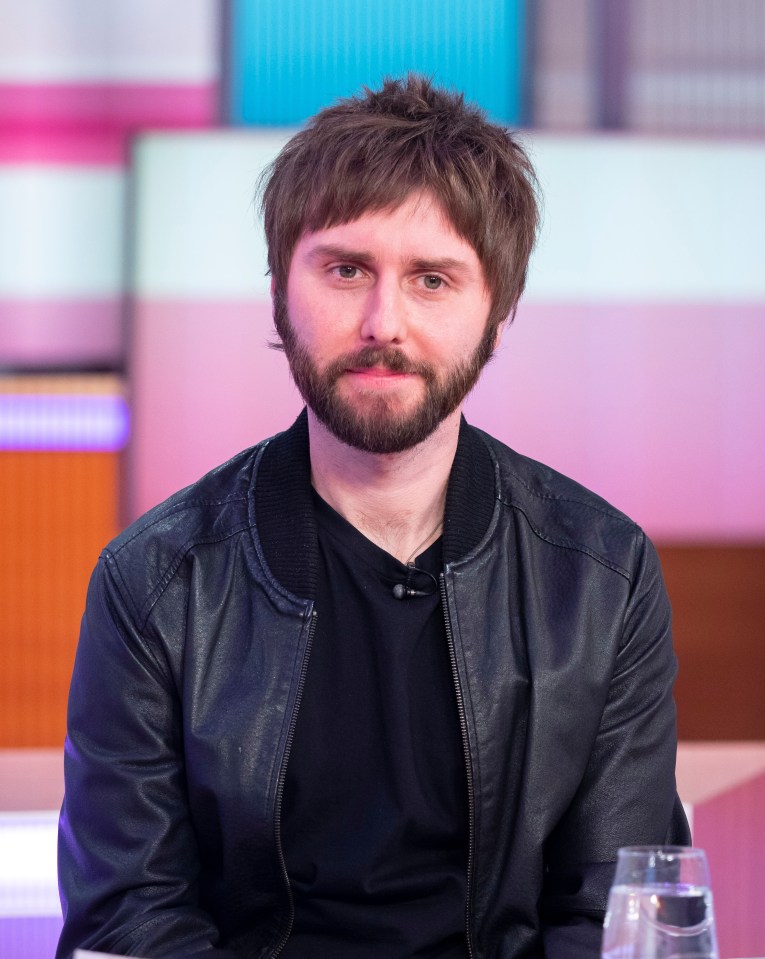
top-left (57, 76), bottom-right (688, 959)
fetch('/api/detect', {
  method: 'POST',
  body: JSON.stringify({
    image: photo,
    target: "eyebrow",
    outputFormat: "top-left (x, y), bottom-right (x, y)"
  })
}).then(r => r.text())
top-left (409, 256), bottom-right (476, 277)
top-left (304, 244), bottom-right (477, 277)
top-left (305, 244), bottom-right (376, 265)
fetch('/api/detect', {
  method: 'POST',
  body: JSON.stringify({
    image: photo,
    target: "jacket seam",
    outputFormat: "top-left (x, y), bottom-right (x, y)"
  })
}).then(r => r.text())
top-left (504, 478), bottom-right (632, 523)
top-left (99, 560), bottom-right (175, 690)
top-left (477, 428), bottom-right (633, 524)
top-left (103, 551), bottom-right (142, 626)
top-left (109, 492), bottom-right (252, 557)
top-left (617, 532), bottom-right (666, 658)
top-left (498, 497), bottom-right (633, 581)
top-left (110, 912), bottom-right (177, 953)
top-left (495, 456), bottom-right (634, 526)
top-left (106, 523), bottom-right (254, 633)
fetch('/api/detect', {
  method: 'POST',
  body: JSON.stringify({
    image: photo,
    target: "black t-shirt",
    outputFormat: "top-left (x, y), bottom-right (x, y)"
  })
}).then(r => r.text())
top-left (279, 492), bottom-right (469, 958)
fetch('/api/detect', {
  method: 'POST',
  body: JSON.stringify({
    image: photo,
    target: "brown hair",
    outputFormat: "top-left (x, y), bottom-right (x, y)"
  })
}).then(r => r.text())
top-left (260, 74), bottom-right (540, 338)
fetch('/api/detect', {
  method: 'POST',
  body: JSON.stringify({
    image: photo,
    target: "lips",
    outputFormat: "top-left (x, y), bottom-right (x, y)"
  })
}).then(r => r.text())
top-left (346, 366), bottom-right (412, 376)
top-left (338, 346), bottom-right (422, 376)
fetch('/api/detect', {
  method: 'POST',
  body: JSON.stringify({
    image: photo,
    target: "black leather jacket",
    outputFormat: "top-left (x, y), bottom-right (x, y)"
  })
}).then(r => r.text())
top-left (57, 411), bottom-right (689, 959)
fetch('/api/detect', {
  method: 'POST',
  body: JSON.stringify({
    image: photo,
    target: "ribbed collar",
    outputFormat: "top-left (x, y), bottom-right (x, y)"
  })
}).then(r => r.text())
top-left (254, 409), bottom-right (497, 601)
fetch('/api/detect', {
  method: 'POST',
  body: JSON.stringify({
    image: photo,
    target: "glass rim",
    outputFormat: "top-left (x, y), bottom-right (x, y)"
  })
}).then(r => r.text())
top-left (617, 846), bottom-right (706, 857)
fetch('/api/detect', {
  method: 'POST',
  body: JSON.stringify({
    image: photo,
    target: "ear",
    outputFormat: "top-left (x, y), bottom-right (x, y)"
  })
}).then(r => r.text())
top-left (492, 319), bottom-right (507, 351)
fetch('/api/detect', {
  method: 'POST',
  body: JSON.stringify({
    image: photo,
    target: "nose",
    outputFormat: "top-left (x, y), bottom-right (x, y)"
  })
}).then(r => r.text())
top-left (359, 275), bottom-right (408, 345)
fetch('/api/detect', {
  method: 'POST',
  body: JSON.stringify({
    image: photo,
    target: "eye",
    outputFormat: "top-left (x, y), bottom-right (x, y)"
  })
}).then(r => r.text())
top-left (335, 264), bottom-right (359, 279)
top-left (421, 274), bottom-right (444, 290)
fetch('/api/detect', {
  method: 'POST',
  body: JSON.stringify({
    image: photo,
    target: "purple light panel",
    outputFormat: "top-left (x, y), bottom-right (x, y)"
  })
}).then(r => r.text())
top-left (0, 812), bottom-right (61, 959)
top-left (0, 394), bottom-right (129, 451)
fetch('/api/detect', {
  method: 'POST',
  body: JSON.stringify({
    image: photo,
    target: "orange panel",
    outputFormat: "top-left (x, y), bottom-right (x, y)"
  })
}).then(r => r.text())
top-left (0, 451), bottom-right (120, 746)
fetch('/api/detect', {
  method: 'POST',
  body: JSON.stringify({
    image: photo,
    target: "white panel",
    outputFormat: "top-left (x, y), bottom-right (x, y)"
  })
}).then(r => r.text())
top-left (526, 135), bottom-right (765, 301)
top-left (0, 0), bottom-right (218, 81)
top-left (0, 167), bottom-right (124, 296)
top-left (74, 952), bottom-right (133, 958)
top-left (132, 131), bottom-right (765, 302)
top-left (0, 812), bottom-right (59, 918)
top-left (133, 132), bottom-right (293, 299)
top-left (682, 802), bottom-right (693, 839)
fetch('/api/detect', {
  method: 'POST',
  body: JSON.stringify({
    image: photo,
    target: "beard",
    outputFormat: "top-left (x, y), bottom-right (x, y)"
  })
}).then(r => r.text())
top-left (274, 297), bottom-right (495, 454)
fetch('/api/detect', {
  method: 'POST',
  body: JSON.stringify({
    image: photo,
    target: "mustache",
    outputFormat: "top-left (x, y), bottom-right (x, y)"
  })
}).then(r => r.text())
top-left (327, 346), bottom-right (433, 379)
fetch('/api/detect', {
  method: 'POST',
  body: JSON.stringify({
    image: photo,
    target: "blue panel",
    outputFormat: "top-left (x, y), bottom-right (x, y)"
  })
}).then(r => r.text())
top-left (229, 0), bottom-right (526, 126)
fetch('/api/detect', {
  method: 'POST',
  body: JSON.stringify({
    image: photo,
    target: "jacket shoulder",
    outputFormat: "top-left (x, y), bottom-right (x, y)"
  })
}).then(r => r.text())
top-left (101, 441), bottom-right (268, 620)
top-left (477, 429), bottom-right (646, 579)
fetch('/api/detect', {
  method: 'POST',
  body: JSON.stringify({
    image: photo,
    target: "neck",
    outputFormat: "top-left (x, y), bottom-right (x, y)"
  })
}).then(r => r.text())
top-left (307, 409), bottom-right (461, 563)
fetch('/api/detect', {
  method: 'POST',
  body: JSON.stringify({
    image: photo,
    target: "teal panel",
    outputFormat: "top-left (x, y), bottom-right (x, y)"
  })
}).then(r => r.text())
top-left (229, 0), bottom-right (526, 126)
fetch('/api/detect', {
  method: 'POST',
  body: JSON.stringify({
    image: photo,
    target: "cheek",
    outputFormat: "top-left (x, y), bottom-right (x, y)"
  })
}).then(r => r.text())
top-left (422, 319), bottom-right (484, 360)
top-left (288, 307), bottom-right (352, 359)
top-left (301, 298), bottom-right (365, 344)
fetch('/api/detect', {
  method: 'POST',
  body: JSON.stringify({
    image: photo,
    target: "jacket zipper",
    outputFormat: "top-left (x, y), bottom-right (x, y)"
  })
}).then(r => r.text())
top-left (270, 608), bottom-right (318, 959)
top-left (270, 591), bottom-right (475, 956)
top-left (440, 572), bottom-right (476, 959)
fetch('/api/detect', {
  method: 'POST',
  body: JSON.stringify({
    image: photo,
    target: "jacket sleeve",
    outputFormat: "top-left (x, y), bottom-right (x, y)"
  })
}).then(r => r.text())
top-left (57, 556), bottom-right (242, 959)
top-left (541, 531), bottom-right (690, 958)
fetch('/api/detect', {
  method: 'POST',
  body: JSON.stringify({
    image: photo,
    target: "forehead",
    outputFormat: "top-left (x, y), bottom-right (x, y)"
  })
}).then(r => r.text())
top-left (293, 191), bottom-right (480, 262)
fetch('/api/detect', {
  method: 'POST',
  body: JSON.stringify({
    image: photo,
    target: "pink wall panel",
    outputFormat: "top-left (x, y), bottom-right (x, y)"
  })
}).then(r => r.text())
top-left (129, 300), bottom-right (301, 518)
top-left (0, 84), bottom-right (218, 165)
top-left (0, 131), bottom-right (125, 165)
top-left (0, 301), bottom-right (122, 366)
top-left (0, 83), bottom-right (218, 137)
top-left (467, 302), bottom-right (765, 540)
top-left (693, 770), bottom-right (765, 958)
top-left (129, 299), bottom-right (765, 541)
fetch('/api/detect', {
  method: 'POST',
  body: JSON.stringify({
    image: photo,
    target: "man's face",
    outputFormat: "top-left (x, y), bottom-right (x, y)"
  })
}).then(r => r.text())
top-left (277, 191), bottom-right (496, 454)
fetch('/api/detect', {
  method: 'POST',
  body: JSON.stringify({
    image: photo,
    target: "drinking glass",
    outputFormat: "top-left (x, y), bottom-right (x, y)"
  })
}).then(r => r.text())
top-left (601, 846), bottom-right (719, 959)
